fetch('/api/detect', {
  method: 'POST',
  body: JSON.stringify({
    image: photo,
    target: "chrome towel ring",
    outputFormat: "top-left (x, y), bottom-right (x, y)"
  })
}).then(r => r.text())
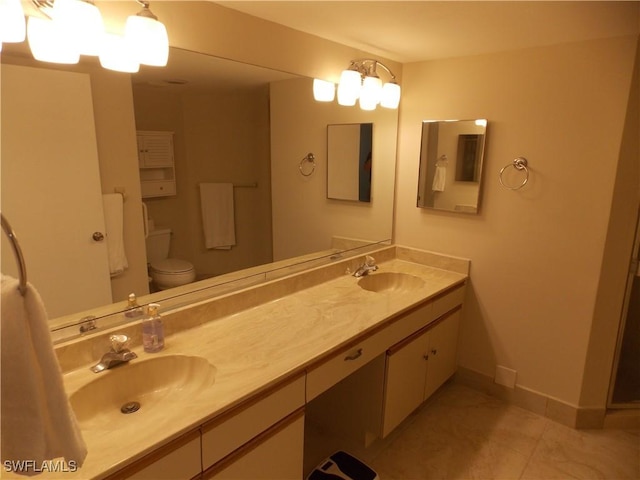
top-left (299, 152), bottom-right (316, 177)
top-left (499, 157), bottom-right (529, 190)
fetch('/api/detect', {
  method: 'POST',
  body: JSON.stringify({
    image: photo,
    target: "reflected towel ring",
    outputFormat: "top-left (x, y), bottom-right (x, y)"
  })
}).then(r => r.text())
top-left (499, 157), bottom-right (529, 190)
top-left (299, 152), bottom-right (316, 177)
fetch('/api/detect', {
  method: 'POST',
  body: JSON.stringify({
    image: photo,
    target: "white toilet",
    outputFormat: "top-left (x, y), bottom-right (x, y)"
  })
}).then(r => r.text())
top-left (145, 227), bottom-right (196, 290)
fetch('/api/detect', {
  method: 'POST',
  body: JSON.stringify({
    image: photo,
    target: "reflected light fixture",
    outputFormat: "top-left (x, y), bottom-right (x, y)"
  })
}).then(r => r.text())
top-left (8, 0), bottom-right (168, 72)
top-left (314, 58), bottom-right (401, 111)
top-left (124, 0), bottom-right (169, 67)
top-left (0, 0), bottom-right (26, 46)
top-left (313, 78), bottom-right (335, 102)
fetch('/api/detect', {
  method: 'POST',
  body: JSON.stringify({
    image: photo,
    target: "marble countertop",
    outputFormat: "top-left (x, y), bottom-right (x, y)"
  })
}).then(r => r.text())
top-left (41, 252), bottom-right (468, 479)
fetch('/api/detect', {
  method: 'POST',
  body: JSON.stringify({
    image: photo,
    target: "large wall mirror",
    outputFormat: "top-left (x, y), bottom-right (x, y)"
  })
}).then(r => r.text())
top-left (1, 45), bottom-right (398, 342)
top-left (327, 123), bottom-right (373, 202)
top-left (417, 119), bottom-right (487, 214)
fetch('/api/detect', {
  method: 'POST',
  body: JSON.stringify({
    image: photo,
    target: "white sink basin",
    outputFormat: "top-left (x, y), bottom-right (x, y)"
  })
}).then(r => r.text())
top-left (358, 272), bottom-right (425, 293)
top-left (70, 355), bottom-right (216, 428)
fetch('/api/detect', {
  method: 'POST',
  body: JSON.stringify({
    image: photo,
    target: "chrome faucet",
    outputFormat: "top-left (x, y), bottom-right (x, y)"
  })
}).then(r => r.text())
top-left (353, 255), bottom-right (379, 278)
top-left (91, 334), bottom-right (137, 373)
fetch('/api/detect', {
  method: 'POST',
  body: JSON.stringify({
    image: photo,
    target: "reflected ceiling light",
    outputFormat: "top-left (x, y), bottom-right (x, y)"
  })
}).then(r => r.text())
top-left (125, 0), bottom-right (169, 67)
top-left (314, 59), bottom-right (401, 111)
top-left (9, 0), bottom-right (168, 72)
top-left (0, 0), bottom-right (26, 43)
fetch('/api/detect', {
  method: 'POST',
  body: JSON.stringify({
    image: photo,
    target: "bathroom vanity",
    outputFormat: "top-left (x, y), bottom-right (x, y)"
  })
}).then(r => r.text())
top-left (42, 246), bottom-right (468, 480)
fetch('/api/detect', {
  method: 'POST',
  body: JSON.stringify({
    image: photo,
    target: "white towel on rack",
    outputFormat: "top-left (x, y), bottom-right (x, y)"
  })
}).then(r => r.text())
top-left (102, 193), bottom-right (128, 277)
top-left (199, 183), bottom-right (236, 249)
top-left (1, 275), bottom-right (87, 472)
top-left (432, 165), bottom-right (447, 192)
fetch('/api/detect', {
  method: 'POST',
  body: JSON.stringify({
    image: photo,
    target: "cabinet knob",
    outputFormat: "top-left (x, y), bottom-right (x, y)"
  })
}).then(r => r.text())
top-left (431, 348), bottom-right (438, 355)
top-left (423, 354), bottom-right (429, 361)
top-left (92, 232), bottom-right (104, 242)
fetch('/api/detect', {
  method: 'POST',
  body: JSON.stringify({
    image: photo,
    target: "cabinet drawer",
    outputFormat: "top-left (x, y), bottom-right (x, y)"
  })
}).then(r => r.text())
top-left (141, 180), bottom-right (176, 198)
top-left (201, 375), bottom-right (305, 470)
top-left (306, 302), bottom-right (432, 401)
top-left (432, 284), bottom-right (465, 320)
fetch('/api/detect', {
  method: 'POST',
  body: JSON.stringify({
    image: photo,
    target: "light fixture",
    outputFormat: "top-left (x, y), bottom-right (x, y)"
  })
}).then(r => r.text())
top-left (0, 0), bottom-right (26, 44)
top-left (314, 58), bottom-right (401, 111)
top-left (124, 0), bottom-right (169, 67)
top-left (8, 0), bottom-right (168, 72)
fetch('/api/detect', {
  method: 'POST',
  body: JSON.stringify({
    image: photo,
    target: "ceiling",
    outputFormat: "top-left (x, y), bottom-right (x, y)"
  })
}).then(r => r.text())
top-left (216, 1), bottom-right (640, 64)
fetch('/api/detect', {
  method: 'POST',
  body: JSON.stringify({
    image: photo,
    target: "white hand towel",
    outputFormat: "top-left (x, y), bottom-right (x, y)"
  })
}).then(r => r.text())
top-left (102, 193), bottom-right (128, 277)
top-left (199, 183), bottom-right (236, 249)
top-left (432, 165), bottom-right (447, 192)
top-left (1, 275), bottom-right (87, 474)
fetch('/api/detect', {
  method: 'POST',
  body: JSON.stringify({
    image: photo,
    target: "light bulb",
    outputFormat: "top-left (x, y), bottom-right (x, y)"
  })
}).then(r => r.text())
top-left (27, 16), bottom-right (79, 64)
top-left (99, 33), bottom-right (140, 73)
top-left (380, 82), bottom-right (401, 109)
top-left (125, 13), bottom-right (169, 66)
top-left (52, 0), bottom-right (105, 56)
top-left (359, 76), bottom-right (382, 110)
top-left (0, 0), bottom-right (26, 43)
top-left (313, 79), bottom-right (335, 102)
top-left (337, 69), bottom-right (361, 106)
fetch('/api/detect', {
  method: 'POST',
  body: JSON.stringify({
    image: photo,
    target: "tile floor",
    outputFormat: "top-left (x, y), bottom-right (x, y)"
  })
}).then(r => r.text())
top-left (306, 382), bottom-right (640, 480)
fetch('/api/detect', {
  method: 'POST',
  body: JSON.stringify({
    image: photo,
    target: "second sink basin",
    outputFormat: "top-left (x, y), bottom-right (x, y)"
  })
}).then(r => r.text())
top-left (358, 272), bottom-right (425, 293)
top-left (70, 354), bottom-right (216, 428)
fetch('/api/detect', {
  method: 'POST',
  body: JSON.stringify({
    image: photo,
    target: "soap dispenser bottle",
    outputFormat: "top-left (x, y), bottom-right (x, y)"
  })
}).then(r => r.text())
top-left (124, 293), bottom-right (144, 319)
top-left (142, 303), bottom-right (164, 353)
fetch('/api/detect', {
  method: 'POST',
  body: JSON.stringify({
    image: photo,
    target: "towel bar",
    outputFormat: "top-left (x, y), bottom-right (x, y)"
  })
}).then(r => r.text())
top-left (1, 213), bottom-right (27, 296)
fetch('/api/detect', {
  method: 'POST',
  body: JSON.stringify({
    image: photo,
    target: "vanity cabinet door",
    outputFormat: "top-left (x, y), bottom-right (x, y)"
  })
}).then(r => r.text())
top-left (382, 327), bottom-right (430, 437)
top-left (382, 305), bottom-right (462, 438)
top-left (423, 307), bottom-right (461, 399)
top-left (202, 411), bottom-right (304, 480)
top-left (111, 430), bottom-right (201, 480)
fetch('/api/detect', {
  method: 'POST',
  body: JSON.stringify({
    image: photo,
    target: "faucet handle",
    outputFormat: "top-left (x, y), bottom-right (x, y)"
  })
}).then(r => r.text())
top-left (110, 334), bottom-right (130, 353)
top-left (365, 255), bottom-right (376, 266)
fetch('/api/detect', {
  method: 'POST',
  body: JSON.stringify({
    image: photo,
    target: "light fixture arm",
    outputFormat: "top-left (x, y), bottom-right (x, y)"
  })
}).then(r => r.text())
top-left (348, 58), bottom-right (397, 82)
top-left (134, 0), bottom-right (158, 20)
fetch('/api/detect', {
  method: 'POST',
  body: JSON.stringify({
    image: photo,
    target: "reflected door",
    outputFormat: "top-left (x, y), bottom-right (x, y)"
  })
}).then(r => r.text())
top-left (1, 64), bottom-right (112, 317)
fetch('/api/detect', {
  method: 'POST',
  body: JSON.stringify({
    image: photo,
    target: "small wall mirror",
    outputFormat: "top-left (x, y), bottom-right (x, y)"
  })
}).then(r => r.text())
top-left (417, 119), bottom-right (487, 213)
top-left (327, 123), bottom-right (373, 202)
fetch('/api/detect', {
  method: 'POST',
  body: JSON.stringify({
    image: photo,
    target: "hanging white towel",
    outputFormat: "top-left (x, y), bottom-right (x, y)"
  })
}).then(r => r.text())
top-left (102, 193), bottom-right (128, 277)
top-left (199, 183), bottom-right (236, 249)
top-left (432, 165), bottom-right (447, 192)
top-left (1, 275), bottom-right (87, 474)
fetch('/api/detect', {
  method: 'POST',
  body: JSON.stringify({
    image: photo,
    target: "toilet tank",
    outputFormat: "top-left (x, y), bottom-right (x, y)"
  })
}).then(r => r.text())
top-left (145, 227), bottom-right (171, 264)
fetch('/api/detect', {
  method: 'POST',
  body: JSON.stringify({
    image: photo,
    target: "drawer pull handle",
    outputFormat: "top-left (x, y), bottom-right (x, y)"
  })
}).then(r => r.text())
top-left (344, 348), bottom-right (363, 361)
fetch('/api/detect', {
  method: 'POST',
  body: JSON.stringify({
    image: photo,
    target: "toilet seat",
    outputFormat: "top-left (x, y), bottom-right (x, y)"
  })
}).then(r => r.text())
top-left (149, 258), bottom-right (196, 290)
top-left (150, 258), bottom-right (194, 275)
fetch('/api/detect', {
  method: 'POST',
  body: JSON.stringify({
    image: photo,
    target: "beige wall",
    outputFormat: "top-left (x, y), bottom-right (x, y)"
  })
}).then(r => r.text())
top-left (270, 77), bottom-right (397, 260)
top-left (394, 36), bottom-right (639, 408)
top-left (133, 85), bottom-right (273, 277)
